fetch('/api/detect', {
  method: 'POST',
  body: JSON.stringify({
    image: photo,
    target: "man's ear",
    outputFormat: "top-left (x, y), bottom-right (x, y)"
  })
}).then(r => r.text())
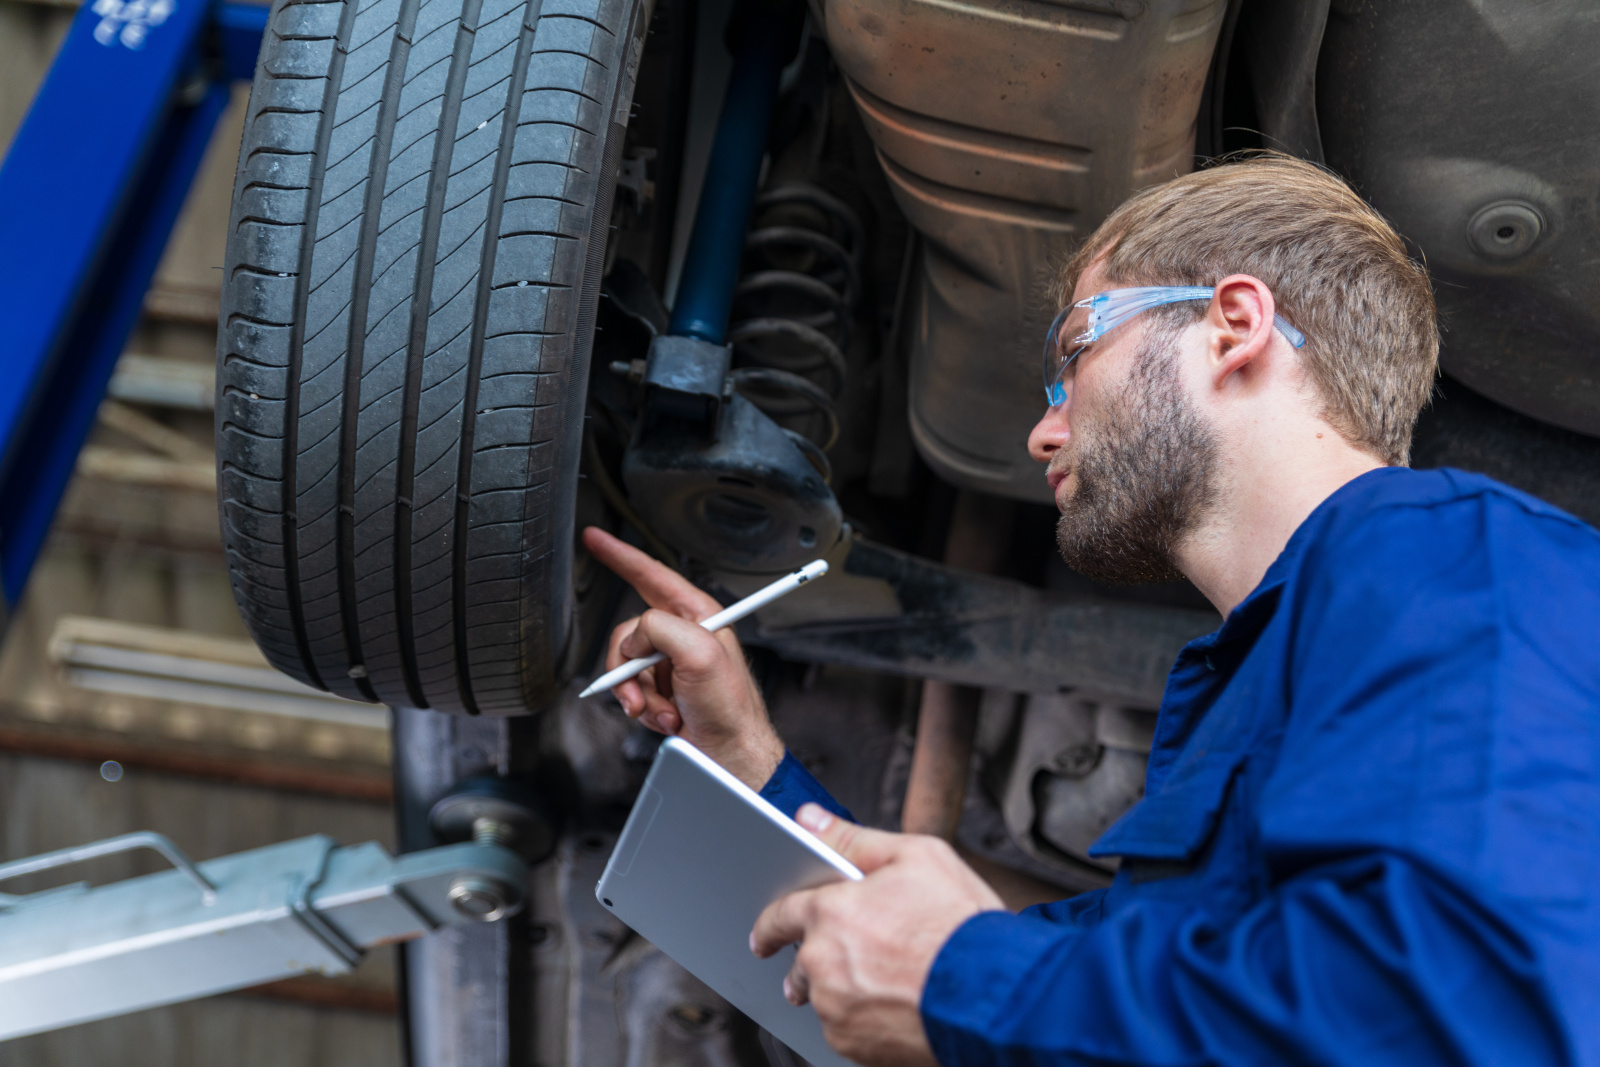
top-left (1206, 274), bottom-right (1278, 387)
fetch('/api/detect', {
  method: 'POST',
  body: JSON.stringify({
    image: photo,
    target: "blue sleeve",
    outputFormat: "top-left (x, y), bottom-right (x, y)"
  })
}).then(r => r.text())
top-left (924, 854), bottom-right (1567, 1066)
top-left (921, 487), bottom-right (1595, 1066)
top-left (759, 750), bottom-right (854, 822)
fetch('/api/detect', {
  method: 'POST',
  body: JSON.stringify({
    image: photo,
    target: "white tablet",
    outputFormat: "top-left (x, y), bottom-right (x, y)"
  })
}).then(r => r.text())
top-left (595, 737), bottom-right (863, 1067)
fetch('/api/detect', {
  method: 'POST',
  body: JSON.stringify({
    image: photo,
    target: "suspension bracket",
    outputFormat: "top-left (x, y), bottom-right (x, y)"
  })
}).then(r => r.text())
top-left (639, 335), bottom-right (734, 441)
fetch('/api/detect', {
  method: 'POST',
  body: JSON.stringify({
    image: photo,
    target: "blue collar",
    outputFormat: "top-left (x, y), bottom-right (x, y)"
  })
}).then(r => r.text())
top-left (1202, 466), bottom-right (1404, 647)
top-left (1145, 467), bottom-right (1404, 787)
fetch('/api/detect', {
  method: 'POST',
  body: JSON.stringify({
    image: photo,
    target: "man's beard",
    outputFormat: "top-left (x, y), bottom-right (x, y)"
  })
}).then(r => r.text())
top-left (1054, 329), bottom-right (1220, 584)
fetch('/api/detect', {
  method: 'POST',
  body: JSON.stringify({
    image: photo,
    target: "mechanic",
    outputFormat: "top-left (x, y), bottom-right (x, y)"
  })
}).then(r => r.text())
top-left (582, 155), bottom-right (1600, 1066)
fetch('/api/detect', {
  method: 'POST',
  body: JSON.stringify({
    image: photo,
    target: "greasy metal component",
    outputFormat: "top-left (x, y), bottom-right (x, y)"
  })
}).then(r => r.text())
top-left (640, 336), bottom-right (736, 440)
top-left (729, 368), bottom-right (843, 451)
top-left (1317, 0), bottom-right (1600, 437)
top-left (624, 393), bottom-right (843, 573)
top-left (940, 690), bottom-right (1113, 895)
top-left (902, 490), bottom-right (1014, 839)
top-left (998, 694), bottom-right (1156, 870)
top-left (743, 539), bottom-right (1216, 707)
top-left (618, 186), bottom-right (862, 576)
top-left (619, 9), bottom-right (846, 577)
top-left (825, 0), bottom-right (1229, 501)
top-left (706, 526), bottom-right (901, 634)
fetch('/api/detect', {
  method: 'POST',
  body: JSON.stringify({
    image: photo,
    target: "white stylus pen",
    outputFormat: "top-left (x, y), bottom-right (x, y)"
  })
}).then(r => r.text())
top-left (579, 559), bottom-right (830, 698)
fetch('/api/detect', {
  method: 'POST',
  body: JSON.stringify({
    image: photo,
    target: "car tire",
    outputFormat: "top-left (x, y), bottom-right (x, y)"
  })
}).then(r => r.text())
top-left (217, 0), bottom-right (646, 713)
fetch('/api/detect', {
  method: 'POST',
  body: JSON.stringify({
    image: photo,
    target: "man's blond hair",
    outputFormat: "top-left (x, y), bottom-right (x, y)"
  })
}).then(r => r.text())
top-left (1059, 155), bottom-right (1438, 465)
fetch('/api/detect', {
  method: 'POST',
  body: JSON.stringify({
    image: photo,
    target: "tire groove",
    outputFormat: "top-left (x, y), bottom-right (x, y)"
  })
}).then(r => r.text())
top-left (233, 215), bottom-right (302, 234)
top-left (396, 0), bottom-right (484, 710)
top-left (283, 0), bottom-right (361, 693)
top-left (451, 0), bottom-right (543, 715)
top-left (337, 0), bottom-right (424, 705)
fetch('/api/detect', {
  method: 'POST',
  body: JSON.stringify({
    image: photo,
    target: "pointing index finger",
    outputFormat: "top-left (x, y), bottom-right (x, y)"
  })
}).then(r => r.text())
top-left (583, 526), bottom-right (721, 620)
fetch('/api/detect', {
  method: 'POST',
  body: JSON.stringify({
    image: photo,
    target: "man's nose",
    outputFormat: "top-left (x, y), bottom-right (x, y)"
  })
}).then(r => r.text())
top-left (1028, 400), bottom-right (1071, 464)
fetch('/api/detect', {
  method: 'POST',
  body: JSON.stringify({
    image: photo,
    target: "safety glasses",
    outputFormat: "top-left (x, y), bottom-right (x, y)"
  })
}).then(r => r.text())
top-left (1042, 286), bottom-right (1307, 407)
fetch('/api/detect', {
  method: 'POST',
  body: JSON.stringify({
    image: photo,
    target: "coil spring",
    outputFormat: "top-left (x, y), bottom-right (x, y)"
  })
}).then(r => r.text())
top-left (726, 183), bottom-right (864, 475)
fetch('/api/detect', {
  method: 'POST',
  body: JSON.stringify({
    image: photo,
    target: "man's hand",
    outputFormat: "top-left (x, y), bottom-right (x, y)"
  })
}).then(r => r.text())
top-left (582, 527), bottom-right (784, 791)
top-left (751, 804), bottom-right (1006, 1067)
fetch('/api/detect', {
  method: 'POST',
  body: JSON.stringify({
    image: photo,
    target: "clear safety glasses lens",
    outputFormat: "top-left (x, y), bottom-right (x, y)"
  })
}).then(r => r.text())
top-left (1041, 304), bottom-right (1078, 409)
top-left (1042, 285), bottom-right (1308, 406)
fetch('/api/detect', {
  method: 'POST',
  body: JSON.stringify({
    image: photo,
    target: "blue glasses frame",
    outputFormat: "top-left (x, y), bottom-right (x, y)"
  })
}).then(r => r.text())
top-left (1043, 285), bottom-right (1307, 407)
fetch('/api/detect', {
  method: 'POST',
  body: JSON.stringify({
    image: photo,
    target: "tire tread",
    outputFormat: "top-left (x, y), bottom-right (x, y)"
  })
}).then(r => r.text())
top-left (218, 0), bottom-right (642, 712)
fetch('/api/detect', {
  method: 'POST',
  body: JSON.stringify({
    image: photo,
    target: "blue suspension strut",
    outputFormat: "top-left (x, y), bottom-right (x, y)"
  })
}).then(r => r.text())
top-left (667, 11), bottom-right (798, 343)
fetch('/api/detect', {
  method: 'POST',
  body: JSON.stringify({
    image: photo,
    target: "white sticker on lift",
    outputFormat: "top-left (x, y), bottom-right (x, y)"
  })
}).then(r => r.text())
top-left (92, 0), bottom-right (176, 51)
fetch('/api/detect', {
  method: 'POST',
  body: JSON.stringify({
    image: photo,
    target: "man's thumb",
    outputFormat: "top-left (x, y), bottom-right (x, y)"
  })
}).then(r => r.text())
top-left (795, 803), bottom-right (900, 873)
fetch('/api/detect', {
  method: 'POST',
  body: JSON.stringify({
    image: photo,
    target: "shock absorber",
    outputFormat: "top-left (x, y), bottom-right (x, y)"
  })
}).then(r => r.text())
top-left (726, 183), bottom-right (864, 462)
top-left (620, 1), bottom-right (845, 574)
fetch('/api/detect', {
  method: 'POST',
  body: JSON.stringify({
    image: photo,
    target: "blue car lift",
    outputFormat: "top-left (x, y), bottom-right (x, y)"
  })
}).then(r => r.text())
top-left (0, 0), bottom-right (265, 624)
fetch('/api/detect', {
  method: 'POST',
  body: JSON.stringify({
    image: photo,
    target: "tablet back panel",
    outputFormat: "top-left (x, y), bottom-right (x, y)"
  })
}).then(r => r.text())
top-left (596, 738), bottom-right (862, 1067)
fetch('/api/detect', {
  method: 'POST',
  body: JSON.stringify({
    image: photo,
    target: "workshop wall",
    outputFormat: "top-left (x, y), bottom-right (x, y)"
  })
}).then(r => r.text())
top-left (0, 756), bottom-right (401, 1067)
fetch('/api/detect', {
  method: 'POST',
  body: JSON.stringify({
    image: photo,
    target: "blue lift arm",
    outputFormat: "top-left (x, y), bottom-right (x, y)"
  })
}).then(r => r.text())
top-left (0, 0), bottom-right (267, 623)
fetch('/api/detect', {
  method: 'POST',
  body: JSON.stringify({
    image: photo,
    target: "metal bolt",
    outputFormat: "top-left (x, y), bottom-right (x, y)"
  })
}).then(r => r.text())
top-left (608, 359), bottom-right (647, 384)
top-left (472, 816), bottom-right (515, 849)
top-left (447, 874), bottom-right (517, 922)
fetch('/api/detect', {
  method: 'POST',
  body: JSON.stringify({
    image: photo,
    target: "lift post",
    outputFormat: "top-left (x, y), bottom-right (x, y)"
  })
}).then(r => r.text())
top-left (0, 0), bottom-right (266, 623)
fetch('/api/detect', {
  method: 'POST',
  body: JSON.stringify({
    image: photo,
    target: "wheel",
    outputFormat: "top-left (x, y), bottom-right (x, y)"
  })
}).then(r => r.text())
top-left (217, 0), bottom-right (647, 713)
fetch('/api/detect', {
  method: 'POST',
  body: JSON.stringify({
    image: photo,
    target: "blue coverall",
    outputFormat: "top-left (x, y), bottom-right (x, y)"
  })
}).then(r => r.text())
top-left (759, 467), bottom-right (1600, 1066)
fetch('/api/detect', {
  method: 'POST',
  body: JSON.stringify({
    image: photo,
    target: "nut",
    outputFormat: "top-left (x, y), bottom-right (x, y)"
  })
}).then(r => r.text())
top-left (447, 874), bottom-right (520, 923)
